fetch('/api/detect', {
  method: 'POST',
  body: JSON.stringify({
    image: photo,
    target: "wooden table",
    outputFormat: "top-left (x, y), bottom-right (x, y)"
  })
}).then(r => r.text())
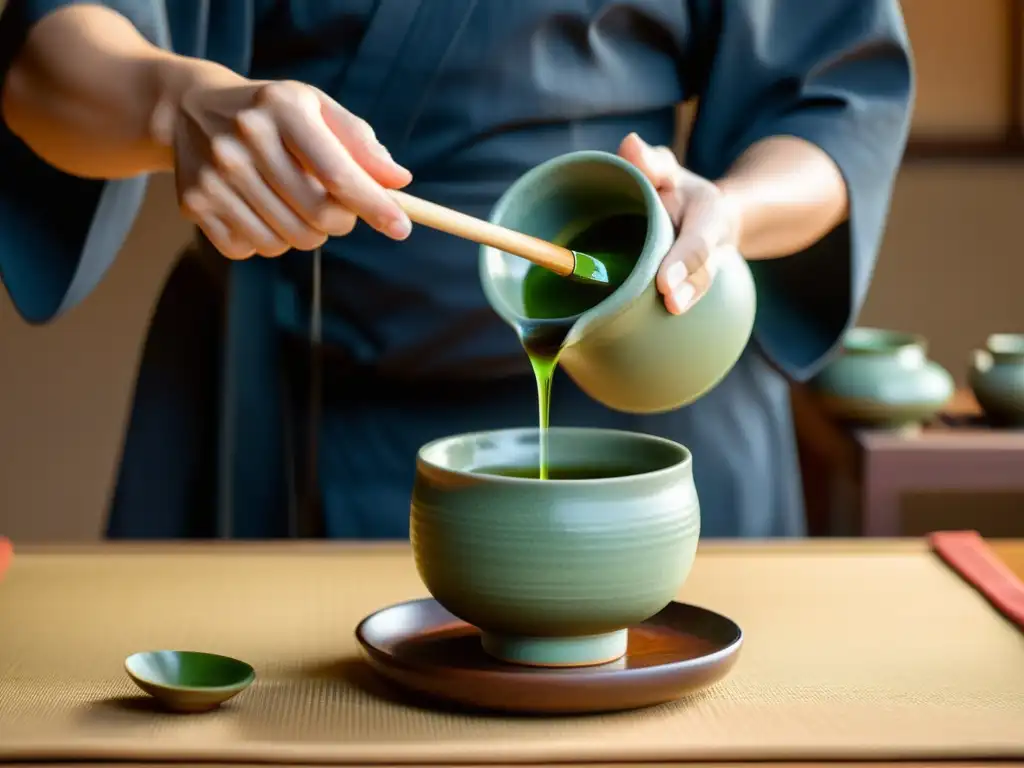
top-left (11, 537), bottom-right (1022, 575)
top-left (793, 387), bottom-right (1024, 537)
top-left (4, 539), bottom-right (1023, 768)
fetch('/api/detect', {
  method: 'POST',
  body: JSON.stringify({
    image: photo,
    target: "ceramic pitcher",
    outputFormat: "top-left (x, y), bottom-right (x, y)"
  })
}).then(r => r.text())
top-left (479, 150), bottom-right (756, 414)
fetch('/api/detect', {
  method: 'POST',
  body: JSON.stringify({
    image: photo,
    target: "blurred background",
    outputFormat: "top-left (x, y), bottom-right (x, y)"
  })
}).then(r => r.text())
top-left (2, 0), bottom-right (1023, 542)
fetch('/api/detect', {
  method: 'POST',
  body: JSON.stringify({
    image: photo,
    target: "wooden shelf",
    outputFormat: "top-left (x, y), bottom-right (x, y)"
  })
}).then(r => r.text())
top-left (793, 386), bottom-right (1024, 537)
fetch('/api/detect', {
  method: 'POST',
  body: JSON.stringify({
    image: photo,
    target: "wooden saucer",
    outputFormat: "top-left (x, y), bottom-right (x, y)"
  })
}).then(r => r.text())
top-left (355, 598), bottom-right (742, 715)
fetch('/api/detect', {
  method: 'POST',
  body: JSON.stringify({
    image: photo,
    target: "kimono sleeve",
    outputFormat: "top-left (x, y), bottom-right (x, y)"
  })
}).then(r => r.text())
top-left (0, 0), bottom-right (171, 324)
top-left (686, 0), bottom-right (913, 381)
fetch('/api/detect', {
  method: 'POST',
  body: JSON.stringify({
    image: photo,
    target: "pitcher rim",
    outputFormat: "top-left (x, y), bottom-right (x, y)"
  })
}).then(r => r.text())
top-left (478, 150), bottom-right (669, 344)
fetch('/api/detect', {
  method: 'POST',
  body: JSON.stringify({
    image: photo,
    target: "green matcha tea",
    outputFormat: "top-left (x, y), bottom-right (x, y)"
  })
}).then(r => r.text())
top-left (520, 213), bottom-right (644, 325)
top-left (514, 213), bottom-right (646, 479)
top-left (474, 464), bottom-right (646, 480)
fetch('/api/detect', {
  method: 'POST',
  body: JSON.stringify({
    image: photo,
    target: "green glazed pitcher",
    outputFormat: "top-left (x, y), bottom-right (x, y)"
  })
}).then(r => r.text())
top-left (479, 150), bottom-right (757, 414)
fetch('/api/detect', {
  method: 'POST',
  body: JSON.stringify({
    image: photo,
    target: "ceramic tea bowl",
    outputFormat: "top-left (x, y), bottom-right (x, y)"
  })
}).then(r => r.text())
top-left (969, 333), bottom-right (1024, 427)
top-left (479, 150), bottom-right (756, 414)
top-left (410, 427), bottom-right (700, 668)
top-left (810, 327), bottom-right (954, 429)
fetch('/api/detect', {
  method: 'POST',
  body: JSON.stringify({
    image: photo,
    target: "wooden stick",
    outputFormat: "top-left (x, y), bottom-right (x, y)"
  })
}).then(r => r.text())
top-left (388, 189), bottom-right (575, 277)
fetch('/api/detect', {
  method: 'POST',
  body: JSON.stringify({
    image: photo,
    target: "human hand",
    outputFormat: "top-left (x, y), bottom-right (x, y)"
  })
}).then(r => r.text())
top-left (617, 133), bottom-right (742, 315)
top-left (157, 71), bottom-right (412, 260)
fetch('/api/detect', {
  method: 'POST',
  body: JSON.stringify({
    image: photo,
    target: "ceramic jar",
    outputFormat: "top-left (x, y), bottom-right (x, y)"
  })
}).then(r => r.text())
top-left (969, 334), bottom-right (1024, 427)
top-left (479, 150), bottom-right (756, 414)
top-left (810, 327), bottom-right (954, 429)
top-left (410, 427), bottom-right (700, 668)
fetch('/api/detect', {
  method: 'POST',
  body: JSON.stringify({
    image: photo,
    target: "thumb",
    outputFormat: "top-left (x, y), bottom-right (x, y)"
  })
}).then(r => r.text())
top-left (317, 92), bottom-right (412, 190)
top-left (617, 132), bottom-right (679, 191)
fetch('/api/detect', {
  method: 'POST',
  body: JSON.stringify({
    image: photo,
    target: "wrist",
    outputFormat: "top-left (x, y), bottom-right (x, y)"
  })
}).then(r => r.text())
top-left (146, 54), bottom-right (248, 159)
top-left (711, 179), bottom-right (747, 252)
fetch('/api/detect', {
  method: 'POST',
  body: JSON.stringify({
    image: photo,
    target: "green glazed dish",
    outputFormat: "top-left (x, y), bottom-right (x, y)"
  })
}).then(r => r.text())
top-left (124, 650), bottom-right (255, 713)
top-left (810, 327), bottom-right (954, 429)
top-left (410, 427), bottom-right (700, 668)
top-left (479, 150), bottom-right (757, 414)
top-left (969, 333), bottom-right (1024, 427)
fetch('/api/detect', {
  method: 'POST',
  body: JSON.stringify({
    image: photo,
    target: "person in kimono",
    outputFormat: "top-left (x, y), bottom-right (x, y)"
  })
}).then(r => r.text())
top-left (0, 1), bottom-right (913, 539)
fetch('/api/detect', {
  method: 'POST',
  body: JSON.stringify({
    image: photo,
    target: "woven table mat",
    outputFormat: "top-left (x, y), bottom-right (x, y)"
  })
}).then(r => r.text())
top-left (1, 542), bottom-right (1022, 764)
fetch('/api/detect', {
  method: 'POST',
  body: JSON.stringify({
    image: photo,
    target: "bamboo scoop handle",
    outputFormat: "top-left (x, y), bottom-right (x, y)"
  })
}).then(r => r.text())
top-left (388, 189), bottom-right (576, 277)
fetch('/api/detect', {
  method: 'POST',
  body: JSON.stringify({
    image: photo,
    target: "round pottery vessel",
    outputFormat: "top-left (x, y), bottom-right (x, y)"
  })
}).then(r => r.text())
top-left (969, 333), bottom-right (1024, 427)
top-left (479, 150), bottom-right (757, 414)
top-left (810, 327), bottom-right (954, 429)
top-left (410, 427), bottom-right (700, 668)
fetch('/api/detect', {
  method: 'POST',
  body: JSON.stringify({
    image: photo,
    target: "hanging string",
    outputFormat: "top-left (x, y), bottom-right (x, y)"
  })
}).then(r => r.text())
top-left (304, 246), bottom-right (324, 537)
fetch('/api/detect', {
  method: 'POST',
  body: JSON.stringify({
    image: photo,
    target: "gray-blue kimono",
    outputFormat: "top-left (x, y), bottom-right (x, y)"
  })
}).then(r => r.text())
top-left (0, 0), bottom-right (912, 539)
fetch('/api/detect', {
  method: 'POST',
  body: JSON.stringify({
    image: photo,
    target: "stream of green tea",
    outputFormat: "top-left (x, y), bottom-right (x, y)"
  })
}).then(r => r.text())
top-left (515, 213), bottom-right (645, 479)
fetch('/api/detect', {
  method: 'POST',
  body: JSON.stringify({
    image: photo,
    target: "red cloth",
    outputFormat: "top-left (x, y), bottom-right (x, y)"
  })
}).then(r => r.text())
top-left (929, 530), bottom-right (1024, 632)
top-left (0, 537), bottom-right (11, 582)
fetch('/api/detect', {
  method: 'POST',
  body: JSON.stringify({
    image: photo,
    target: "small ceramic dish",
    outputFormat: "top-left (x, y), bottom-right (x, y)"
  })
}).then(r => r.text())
top-left (969, 333), bottom-right (1024, 427)
top-left (356, 597), bottom-right (742, 715)
top-left (124, 650), bottom-right (255, 713)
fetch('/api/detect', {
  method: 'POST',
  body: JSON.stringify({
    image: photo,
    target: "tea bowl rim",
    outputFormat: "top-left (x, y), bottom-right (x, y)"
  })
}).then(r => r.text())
top-left (124, 650), bottom-right (256, 693)
top-left (843, 326), bottom-right (927, 355)
top-left (479, 149), bottom-right (668, 337)
top-left (415, 426), bottom-right (692, 486)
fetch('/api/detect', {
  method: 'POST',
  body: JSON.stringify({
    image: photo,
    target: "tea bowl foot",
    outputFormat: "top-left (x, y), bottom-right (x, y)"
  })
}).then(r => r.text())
top-left (480, 628), bottom-right (628, 668)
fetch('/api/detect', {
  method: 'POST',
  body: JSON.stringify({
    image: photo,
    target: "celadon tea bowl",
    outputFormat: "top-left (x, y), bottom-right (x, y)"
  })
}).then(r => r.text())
top-left (479, 150), bottom-right (757, 414)
top-left (410, 427), bottom-right (700, 668)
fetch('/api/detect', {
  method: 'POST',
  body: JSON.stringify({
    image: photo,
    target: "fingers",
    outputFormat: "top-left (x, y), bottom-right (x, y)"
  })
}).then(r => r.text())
top-left (235, 109), bottom-right (353, 239)
top-left (260, 83), bottom-right (412, 240)
top-left (178, 81), bottom-right (412, 261)
top-left (316, 91), bottom-right (412, 190)
top-left (210, 134), bottom-right (337, 252)
top-left (617, 132), bottom-right (680, 191)
top-left (659, 249), bottom-right (719, 316)
top-left (619, 132), bottom-right (742, 316)
top-left (618, 132), bottom-right (689, 227)
top-left (190, 167), bottom-right (289, 257)
top-left (180, 188), bottom-right (256, 261)
top-left (656, 191), bottom-right (730, 316)
top-left (181, 157), bottom-right (330, 260)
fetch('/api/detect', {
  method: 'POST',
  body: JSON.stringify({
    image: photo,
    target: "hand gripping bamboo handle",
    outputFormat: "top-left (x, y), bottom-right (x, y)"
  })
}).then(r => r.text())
top-left (388, 189), bottom-right (576, 277)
